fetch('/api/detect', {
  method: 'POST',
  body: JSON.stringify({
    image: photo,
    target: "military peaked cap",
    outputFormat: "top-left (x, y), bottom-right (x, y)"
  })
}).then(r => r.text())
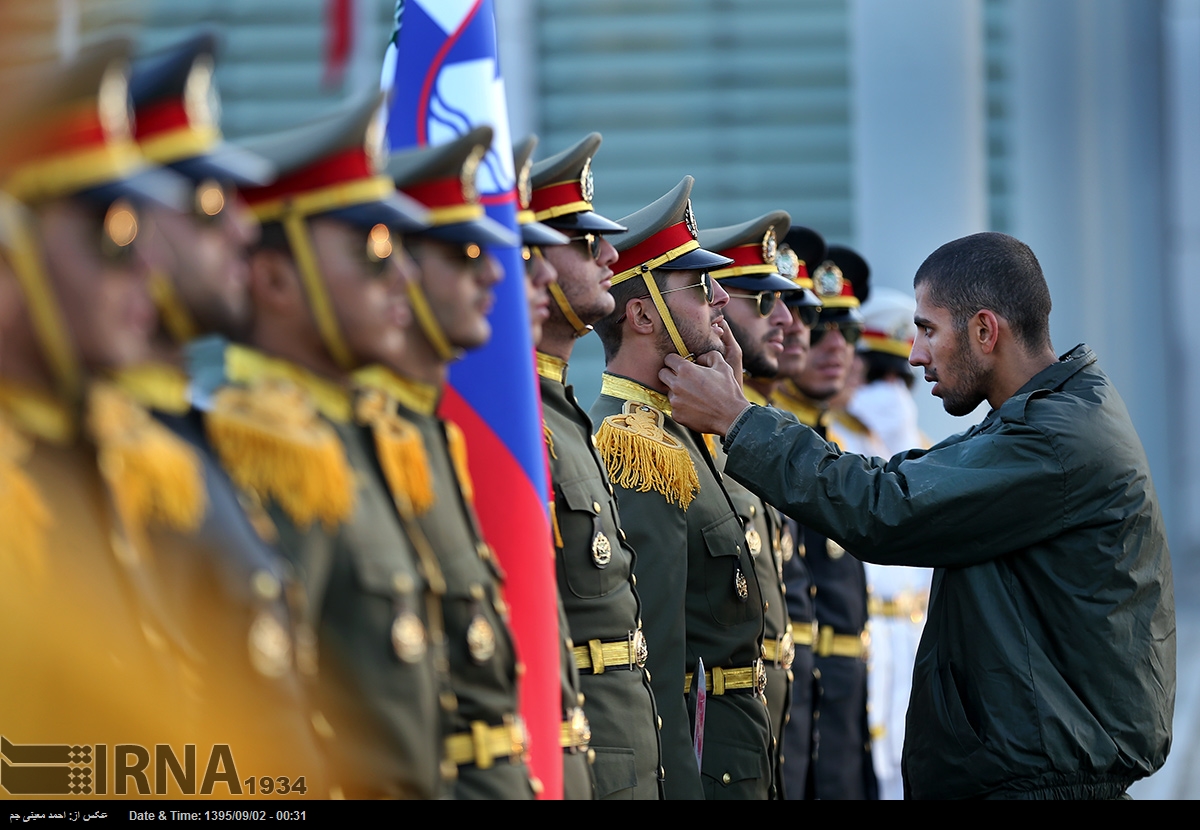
top-left (610, 177), bottom-right (731, 284)
top-left (513, 135), bottom-right (569, 247)
top-left (701, 211), bottom-right (797, 292)
top-left (529, 132), bottom-right (625, 234)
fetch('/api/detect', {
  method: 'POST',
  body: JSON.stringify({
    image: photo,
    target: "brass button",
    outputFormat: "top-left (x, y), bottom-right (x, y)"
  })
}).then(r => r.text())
top-left (657, 716), bottom-right (663, 730)
top-left (577, 692), bottom-right (586, 706)
top-left (630, 574), bottom-right (637, 586)
top-left (469, 583), bottom-right (486, 600)
top-left (392, 572), bottom-right (415, 594)
top-left (749, 504), bottom-right (756, 517)
top-left (592, 501), bottom-right (601, 514)
top-left (252, 570), bottom-right (282, 601)
top-left (721, 772), bottom-right (731, 785)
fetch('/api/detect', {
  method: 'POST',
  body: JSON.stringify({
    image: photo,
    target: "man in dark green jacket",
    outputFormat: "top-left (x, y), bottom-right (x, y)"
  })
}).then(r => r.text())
top-left (658, 232), bottom-right (1175, 799)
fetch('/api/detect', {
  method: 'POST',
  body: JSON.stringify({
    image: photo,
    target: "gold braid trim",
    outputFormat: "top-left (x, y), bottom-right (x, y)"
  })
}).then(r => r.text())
top-left (0, 417), bottom-right (51, 574)
top-left (543, 421), bottom-right (557, 459)
top-left (110, 362), bottom-right (191, 415)
top-left (444, 420), bottom-right (475, 507)
top-left (86, 382), bottom-right (206, 539)
top-left (702, 433), bottom-right (718, 458)
top-left (549, 500), bottom-right (563, 549)
top-left (594, 400), bottom-right (698, 510)
top-left (148, 270), bottom-right (198, 345)
top-left (205, 378), bottom-right (355, 530)
top-left (355, 388), bottom-right (435, 516)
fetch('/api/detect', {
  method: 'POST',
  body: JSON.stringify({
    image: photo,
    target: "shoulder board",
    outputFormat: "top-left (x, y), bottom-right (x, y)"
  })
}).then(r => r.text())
top-left (594, 399), bottom-right (698, 510)
top-left (355, 387), bottom-right (434, 516)
top-left (204, 378), bottom-right (355, 530)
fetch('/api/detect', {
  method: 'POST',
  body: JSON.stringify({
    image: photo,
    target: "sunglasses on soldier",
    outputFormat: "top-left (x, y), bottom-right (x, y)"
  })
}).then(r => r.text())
top-left (809, 320), bottom-right (864, 346)
top-left (567, 233), bottom-right (602, 261)
top-left (726, 289), bottom-right (780, 318)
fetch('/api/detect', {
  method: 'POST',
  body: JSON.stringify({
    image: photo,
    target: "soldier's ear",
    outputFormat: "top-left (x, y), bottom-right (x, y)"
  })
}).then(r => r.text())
top-left (626, 296), bottom-right (657, 335)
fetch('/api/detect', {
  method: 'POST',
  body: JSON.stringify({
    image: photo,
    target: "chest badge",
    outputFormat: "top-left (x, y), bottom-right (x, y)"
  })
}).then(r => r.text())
top-left (780, 528), bottom-right (794, 562)
top-left (735, 567), bottom-right (749, 602)
top-left (391, 611), bottom-right (427, 664)
top-left (745, 526), bottom-right (762, 558)
top-left (467, 613), bottom-right (496, 664)
top-left (591, 530), bottom-right (612, 568)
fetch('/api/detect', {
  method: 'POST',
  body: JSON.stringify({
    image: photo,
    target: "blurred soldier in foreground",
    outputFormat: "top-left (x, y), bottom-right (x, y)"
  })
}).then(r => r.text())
top-left (385, 128), bottom-right (537, 799)
top-left (187, 93), bottom-right (448, 798)
top-left (529, 133), bottom-right (664, 799)
top-left (591, 178), bottom-right (773, 799)
top-left (0, 38), bottom-right (198, 757)
top-left (660, 232), bottom-right (1174, 800)
top-left (700, 211), bottom-right (799, 798)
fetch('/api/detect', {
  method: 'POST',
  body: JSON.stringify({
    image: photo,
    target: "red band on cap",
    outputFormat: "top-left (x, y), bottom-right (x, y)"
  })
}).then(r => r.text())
top-left (402, 176), bottom-right (468, 210)
top-left (30, 108), bottom-right (109, 159)
top-left (134, 99), bottom-right (191, 140)
top-left (613, 221), bottom-right (696, 274)
top-left (720, 243), bottom-right (769, 269)
top-left (242, 148), bottom-right (374, 207)
top-left (530, 179), bottom-right (585, 214)
top-left (864, 329), bottom-right (912, 344)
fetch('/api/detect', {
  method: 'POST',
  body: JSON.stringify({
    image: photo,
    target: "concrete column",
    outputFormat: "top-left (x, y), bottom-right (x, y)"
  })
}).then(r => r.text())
top-left (850, 0), bottom-right (990, 442)
top-left (1009, 0), bottom-right (1174, 529)
top-left (494, 0), bottom-right (539, 140)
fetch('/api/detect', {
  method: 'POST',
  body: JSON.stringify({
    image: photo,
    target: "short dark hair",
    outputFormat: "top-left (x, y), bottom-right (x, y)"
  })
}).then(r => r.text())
top-left (913, 232), bottom-right (1052, 353)
top-left (593, 269), bottom-right (671, 363)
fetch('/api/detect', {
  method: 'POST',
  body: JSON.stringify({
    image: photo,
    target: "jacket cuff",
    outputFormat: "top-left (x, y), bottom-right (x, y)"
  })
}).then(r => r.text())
top-left (721, 404), bottom-right (757, 449)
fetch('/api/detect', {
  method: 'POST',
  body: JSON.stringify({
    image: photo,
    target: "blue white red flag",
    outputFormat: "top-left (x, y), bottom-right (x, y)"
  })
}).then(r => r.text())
top-left (383, 0), bottom-right (561, 798)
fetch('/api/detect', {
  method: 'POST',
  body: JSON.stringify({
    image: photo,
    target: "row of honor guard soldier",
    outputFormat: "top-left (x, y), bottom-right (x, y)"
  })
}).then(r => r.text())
top-left (772, 244), bottom-right (879, 800)
top-left (524, 133), bottom-right (665, 799)
top-left (698, 211), bottom-right (804, 798)
top-left (589, 177), bottom-right (775, 798)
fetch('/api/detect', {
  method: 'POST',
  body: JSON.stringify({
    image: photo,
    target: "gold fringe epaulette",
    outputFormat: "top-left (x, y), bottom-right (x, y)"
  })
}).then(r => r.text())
top-left (445, 420), bottom-right (475, 507)
top-left (0, 417), bottom-right (50, 573)
top-left (111, 362), bottom-right (191, 415)
top-left (86, 382), bottom-right (206, 538)
top-left (595, 400), bottom-right (698, 510)
top-left (355, 387), bottom-right (434, 516)
top-left (205, 378), bottom-right (355, 530)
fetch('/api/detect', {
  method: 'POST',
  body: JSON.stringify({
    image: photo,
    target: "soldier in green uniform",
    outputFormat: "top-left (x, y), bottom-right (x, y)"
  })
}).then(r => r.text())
top-left (186, 92), bottom-right (454, 798)
top-left (589, 177), bottom-right (773, 799)
top-left (527, 133), bottom-right (664, 799)
top-left (0, 38), bottom-right (202, 763)
top-left (512, 134), bottom-right (604, 800)
top-left (699, 211), bottom-right (803, 798)
top-left (377, 127), bottom-right (538, 799)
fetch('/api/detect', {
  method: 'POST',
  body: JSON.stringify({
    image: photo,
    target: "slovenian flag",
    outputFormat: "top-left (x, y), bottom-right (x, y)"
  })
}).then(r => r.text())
top-left (382, 0), bottom-right (561, 798)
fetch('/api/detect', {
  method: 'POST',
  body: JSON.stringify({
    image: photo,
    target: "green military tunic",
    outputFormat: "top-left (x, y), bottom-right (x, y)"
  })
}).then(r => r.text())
top-left (709, 438), bottom-right (792, 800)
top-left (365, 368), bottom-right (535, 800)
top-left (187, 339), bottom-right (448, 799)
top-left (590, 374), bottom-right (772, 799)
top-left (539, 353), bottom-right (662, 800)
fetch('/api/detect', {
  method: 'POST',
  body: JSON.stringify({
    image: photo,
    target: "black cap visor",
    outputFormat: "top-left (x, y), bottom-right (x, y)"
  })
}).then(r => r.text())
top-left (520, 220), bottom-right (570, 247)
top-left (817, 306), bottom-right (865, 325)
top-left (419, 213), bottom-right (519, 248)
top-left (322, 191), bottom-right (429, 233)
top-left (657, 246), bottom-right (734, 272)
top-left (81, 165), bottom-right (191, 212)
top-left (172, 142), bottom-right (276, 188)
top-left (541, 209), bottom-right (627, 235)
top-left (784, 287), bottom-right (822, 308)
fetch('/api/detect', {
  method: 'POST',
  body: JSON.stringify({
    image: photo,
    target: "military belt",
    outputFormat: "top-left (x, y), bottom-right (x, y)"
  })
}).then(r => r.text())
top-left (791, 619), bottom-right (819, 649)
top-left (762, 626), bottom-right (796, 671)
top-left (868, 590), bottom-right (928, 622)
top-left (814, 626), bottom-right (869, 659)
top-left (559, 706), bottom-right (592, 753)
top-left (683, 659), bottom-right (766, 697)
top-left (571, 630), bottom-right (648, 674)
top-left (443, 717), bottom-right (525, 770)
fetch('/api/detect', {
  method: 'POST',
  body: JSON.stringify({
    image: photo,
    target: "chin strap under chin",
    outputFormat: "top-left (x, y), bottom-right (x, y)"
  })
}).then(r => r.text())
top-left (547, 281), bottom-right (592, 338)
top-left (148, 269), bottom-right (198, 344)
top-left (0, 194), bottom-right (83, 403)
top-left (405, 280), bottom-right (461, 363)
top-left (281, 211), bottom-right (356, 372)
top-left (640, 271), bottom-right (694, 362)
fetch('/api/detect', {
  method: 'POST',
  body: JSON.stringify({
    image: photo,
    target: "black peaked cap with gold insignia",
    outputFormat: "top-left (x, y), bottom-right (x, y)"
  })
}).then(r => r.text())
top-left (237, 91), bottom-right (428, 232)
top-left (813, 243), bottom-right (869, 322)
top-left (130, 31), bottom-right (274, 187)
top-left (529, 132), bottom-right (625, 234)
top-left (388, 125), bottom-right (518, 247)
top-left (1, 36), bottom-right (189, 210)
top-left (700, 211), bottom-right (797, 292)
top-left (610, 176), bottom-right (731, 284)
top-left (513, 135), bottom-right (569, 247)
